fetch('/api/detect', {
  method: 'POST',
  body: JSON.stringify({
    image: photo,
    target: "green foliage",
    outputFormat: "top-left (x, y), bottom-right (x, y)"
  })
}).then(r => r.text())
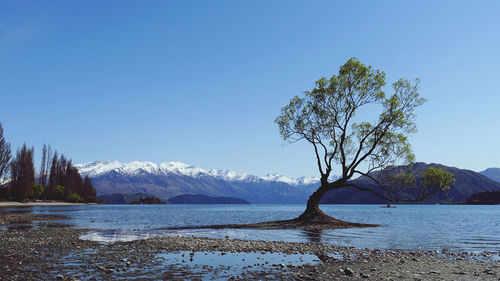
top-left (275, 58), bottom-right (454, 210)
top-left (45, 153), bottom-right (97, 202)
top-left (67, 193), bottom-right (83, 203)
top-left (421, 167), bottom-right (456, 192)
top-left (31, 183), bottom-right (44, 200)
top-left (275, 57), bottom-right (425, 178)
top-left (377, 164), bottom-right (456, 202)
top-left (55, 185), bottom-right (65, 200)
top-left (86, 196), bottom-right (100, 203)
top-left (1, 131), bottom-right (97, 203)
top-left (379, 167), bottom-right (417, 199)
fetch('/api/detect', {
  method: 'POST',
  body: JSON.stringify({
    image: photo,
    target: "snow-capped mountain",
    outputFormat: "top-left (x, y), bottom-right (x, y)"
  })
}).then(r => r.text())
top-left (75, 161), bottom-right (319, 186)
top-left (75, 161), bottom-right (500, 205)
top-left (74, 161), bottom-right (320, 204)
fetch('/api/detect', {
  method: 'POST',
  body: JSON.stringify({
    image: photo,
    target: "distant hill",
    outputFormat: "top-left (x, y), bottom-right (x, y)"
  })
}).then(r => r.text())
top-left (167, 194), bottom-right (250, 204)
top-left (480, 168), bottom-right (500, 183)
top-left (130, 196), bottom-right (166, 204)
top-left (321, 163), bottom-right (500, 204)
top-left (98, 193), bottom-right (155, 204)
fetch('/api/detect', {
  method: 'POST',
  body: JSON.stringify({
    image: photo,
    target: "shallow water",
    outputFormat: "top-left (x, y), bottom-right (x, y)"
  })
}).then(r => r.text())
top-left (34, 248), bottom-right (320, 280)
top-left (156, 251), bottom-right (320, 277)
top-left (4, 204), bottom-right (500, 253)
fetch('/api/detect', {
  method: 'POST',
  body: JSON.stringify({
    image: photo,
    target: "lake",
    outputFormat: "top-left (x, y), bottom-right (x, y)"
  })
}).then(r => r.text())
top-left (5, 204), bottom-right (500, 253)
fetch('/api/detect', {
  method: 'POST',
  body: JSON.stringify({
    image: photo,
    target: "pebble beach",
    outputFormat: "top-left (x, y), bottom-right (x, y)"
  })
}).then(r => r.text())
top-left (1, 210), bottom-right (499, 280)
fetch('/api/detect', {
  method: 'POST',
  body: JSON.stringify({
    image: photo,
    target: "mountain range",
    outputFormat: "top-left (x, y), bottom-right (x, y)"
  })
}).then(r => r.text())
top-left (321, 162), bottom-right (500, 204)
top-left (75, 161), bottom-right (318, 204)
top-left (75, 161), bottom-right (500, 204)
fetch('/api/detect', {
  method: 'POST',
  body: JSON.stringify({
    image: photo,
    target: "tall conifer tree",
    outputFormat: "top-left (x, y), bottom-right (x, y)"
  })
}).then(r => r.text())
top-left (0, 122), bottom-right (11, 181)
top-left (10, 144), bottom-right (35, 201)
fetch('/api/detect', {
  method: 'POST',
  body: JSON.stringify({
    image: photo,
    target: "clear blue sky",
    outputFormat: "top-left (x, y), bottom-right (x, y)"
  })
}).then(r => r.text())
top-left (1, 0), bottom-right (499, 178)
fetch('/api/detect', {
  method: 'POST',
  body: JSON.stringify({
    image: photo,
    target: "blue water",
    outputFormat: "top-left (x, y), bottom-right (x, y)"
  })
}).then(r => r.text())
top-left (5, 204), bottom-right (500, 253)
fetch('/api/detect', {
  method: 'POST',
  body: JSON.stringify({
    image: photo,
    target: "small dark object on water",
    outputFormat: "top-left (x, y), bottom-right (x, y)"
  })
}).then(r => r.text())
top-left (380, 204), bottom-right (397, 208)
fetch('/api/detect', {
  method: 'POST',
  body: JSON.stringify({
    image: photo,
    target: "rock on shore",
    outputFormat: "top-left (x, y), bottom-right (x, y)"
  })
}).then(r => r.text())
top-left (0, 211), bottom-right (499, 280)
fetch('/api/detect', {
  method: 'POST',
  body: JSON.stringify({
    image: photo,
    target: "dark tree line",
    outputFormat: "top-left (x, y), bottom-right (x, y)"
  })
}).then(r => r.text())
top-left (0, 122), bottom-right (97, 203)
top-left (466, 191), bottom-right (500, 205)
top-left (10, 144), bottom-right (35, 201)
top-left (0, 123), bottom-right (11, 182)
top-left (45, 151), bottom-right (97, 202)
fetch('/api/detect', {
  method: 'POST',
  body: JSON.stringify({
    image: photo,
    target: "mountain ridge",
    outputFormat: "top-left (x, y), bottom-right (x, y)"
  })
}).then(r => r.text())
top-left (75, 160), bottom-right (319, 186)
top-left (76, 160), bottom-right (314, 204)
top-left (321, 162), bottom-right (500, 204)
top-left (480, 167), bottom-right (500, 183)
top-left (76, 161), bottom-right (500, 204)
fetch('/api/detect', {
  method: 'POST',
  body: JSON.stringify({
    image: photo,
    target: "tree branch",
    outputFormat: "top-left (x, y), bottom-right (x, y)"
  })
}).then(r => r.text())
top-left (345, 183), bottom-right (436, 203)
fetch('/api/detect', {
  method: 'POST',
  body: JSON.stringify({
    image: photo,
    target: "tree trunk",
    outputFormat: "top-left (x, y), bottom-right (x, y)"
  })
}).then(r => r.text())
top-left (296, 179), bottom-right (346, 221)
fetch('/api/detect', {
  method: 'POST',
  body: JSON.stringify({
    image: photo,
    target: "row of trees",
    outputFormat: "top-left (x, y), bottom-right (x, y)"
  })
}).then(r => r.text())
top-left (0, 123), bottom-right (97, 203)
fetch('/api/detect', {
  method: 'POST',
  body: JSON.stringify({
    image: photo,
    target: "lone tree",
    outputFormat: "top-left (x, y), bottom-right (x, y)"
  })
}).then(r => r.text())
top-left (276, 58), bottom-right (455, 222)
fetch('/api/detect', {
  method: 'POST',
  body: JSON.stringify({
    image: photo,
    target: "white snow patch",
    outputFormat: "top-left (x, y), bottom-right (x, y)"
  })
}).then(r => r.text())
top-left (75, 161), bottom-right (320, 186)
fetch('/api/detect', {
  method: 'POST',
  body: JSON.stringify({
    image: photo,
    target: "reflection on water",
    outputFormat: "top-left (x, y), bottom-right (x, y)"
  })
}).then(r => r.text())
top-left (80, 230), bottom-right (164, 243)
top-left (146, 251), bottom-right (320, 280)
top-left (7, 224), bottom-right (33, 231)
top-left (157, 251), bottom-right (320, 272)
top-left (300, 229), bottom-right (323, 243)
top-left (7, 204), bottom-right (500, 253)
top-left (5, 210), bottom-right (34, 214)
top-left (45, 249), bottom-right (321, 280)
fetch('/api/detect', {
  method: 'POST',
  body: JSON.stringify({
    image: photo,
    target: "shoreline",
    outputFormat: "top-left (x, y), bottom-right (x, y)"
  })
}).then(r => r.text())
top-left (1, 210), bottom-right (499, 280)
top-left (0, 201), bottom-right (99, 207)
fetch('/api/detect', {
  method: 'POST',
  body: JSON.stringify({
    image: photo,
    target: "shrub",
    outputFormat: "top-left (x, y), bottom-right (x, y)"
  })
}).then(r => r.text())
top-left (55, 185), bottom-right (65, 200)
top-left (31, 183), bottom-right (44, 200)
top-left (67, 193), bottom-right (83, 203)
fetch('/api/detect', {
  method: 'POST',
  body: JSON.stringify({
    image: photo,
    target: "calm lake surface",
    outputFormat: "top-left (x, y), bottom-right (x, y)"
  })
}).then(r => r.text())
top-left (6, 204), bottom-right (500, 253)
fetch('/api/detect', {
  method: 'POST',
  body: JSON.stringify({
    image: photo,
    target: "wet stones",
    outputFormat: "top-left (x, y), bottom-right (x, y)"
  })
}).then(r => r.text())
top-left (360, 272), bottom-right (370, 278)
top-left (3, 211), bottom-right (500, 280)
top-left (342, 267), bottom-right (354, 276)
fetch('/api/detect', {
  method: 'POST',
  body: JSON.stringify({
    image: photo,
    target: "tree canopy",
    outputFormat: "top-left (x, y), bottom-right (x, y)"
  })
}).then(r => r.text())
top-left (276, 58), bottom-right (455, 219)
top-left (0, 121), bottom-right (97, 203)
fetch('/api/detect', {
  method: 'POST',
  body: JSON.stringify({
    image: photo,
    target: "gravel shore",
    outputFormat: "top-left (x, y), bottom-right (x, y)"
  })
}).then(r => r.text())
top-left (1, 211), bottom-right (499, 280)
